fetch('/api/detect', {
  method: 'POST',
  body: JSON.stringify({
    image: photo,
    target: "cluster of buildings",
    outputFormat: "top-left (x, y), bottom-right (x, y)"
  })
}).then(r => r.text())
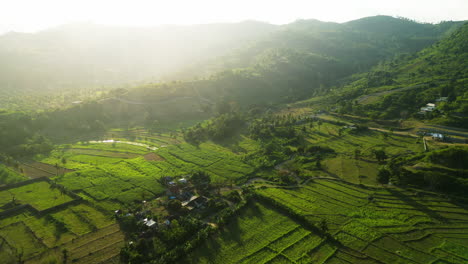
top-left (114, 174), bottom-right (215, 241)
top-left (163, 176), bottom-right (208, 210)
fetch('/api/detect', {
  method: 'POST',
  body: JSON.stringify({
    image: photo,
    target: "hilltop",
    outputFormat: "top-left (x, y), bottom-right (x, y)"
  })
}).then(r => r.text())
top-left (332, 22), bottom-right (468, 127)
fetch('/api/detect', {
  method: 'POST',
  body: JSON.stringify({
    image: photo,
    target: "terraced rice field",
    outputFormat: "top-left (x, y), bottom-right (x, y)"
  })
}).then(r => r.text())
top-left (0, 178), bottom-right (117, 263)
top-left (300, 122), bottom-right (425, 185)
top-left (44, 136), bottom-right (254, 206)
top-left (186, 202), bottom-right (337, 264)
top-left (25, 223), bottom-right (124, 264)
top-left (19, 161), bottom-right (72, 178)
top-left (255, 179), bottom-right (468, 263)
top-left (0, 180), bottom-right (74, 212)
top-left (156, 143), bottom-right (254, 182)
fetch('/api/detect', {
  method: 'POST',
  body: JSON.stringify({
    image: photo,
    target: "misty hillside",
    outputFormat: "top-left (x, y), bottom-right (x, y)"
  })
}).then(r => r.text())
top-left (333, 22), bottom-right (468, 126)
top-left (1, 11), bottom-right (468, 264)
top-left (0, 16), bottom-right (464, 94)
top-left (172, 16), bottom-right (465, 79)
top-left (0, 21), bottom-right (275, 91)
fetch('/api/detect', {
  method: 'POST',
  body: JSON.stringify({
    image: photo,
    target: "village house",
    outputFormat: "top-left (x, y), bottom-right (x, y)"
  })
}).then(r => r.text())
top-left (181, 195), bottom-right (208, 210)
top-left (144, 219), bottom-right (157, 228)
top-left (430, 133), bottom-right (445, 141)
top-left (419, 103), bottom-right (437, 113)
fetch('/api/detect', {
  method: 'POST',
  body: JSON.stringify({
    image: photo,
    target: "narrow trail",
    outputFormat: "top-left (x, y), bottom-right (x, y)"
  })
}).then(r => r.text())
top-left (88, 139), bottom-right (158, 150)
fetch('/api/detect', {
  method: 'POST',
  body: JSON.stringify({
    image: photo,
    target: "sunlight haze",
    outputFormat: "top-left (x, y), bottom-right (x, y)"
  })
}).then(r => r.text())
top-left (1, 0), bottom-right (467, 33)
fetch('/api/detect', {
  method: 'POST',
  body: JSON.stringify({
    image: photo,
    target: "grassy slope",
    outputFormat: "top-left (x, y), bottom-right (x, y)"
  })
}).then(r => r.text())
top-left (254, 180), bottom-right (468, 264)
top-left (187, 202), bottom-right (332, 264)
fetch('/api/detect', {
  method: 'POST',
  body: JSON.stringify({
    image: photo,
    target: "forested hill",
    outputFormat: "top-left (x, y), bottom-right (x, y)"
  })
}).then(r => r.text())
top-left (333, 22), bottom-right (468, 127)
top-left (32, 19), bottom-right (468, 139)
top-left (0, 17), bottom-right (467, 153)
top-left (0, 16), bottom-right (464, 94)
top-left (171, 16), bottom-right (465, 80)
top-left (0, 21), bottom-right (275, 91)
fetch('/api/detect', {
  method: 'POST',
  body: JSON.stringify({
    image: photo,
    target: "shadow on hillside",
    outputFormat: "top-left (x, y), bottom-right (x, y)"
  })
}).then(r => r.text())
top-left (339, 138), bottom-right (360, 147)
top-left (322, 170), bottom-right (340, 179)
top-left (214, 133), bottom-right (248, 154)
top-left (387, 188), bottom-right (446, 222)
top-left (223, 202), bottom-right (265, 246)
top-left (359, 158), bottom-right (378, 164)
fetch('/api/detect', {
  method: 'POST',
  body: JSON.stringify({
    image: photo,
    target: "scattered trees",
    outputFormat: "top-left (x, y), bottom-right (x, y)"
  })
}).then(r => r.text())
top-left (373, 149), bottom-right (388, 163)
top-left (191, 171), bottom-right (211, 187)
top-left (377, 167), bottom-right (391, 184)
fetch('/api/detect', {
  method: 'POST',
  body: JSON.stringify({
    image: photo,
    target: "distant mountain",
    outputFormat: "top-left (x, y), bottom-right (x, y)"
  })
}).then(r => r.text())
top-left (1, 16), bottom-right (465, 94)
top-left (0, 21), bottom-right (276, 91)
top-left (171, 16), bottom-right (465, 80)
top-left (93, 19), bottom-right (468, 125)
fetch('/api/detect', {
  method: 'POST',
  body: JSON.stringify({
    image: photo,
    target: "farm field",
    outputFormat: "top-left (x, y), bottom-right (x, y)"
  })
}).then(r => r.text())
top-left (156, 142), bottom-right (254, 182)
top-left (36, 133), bottom-right (254, 208)
top-left (0, 177), bottom-right (117, 263)
top-left (0, 119), bottom-right (464, 264)
top-left (255, 179), bottom-right (468, 263)
top-left (186, 202), bottom-right (337, 264)
top-left (0, 180), bottom-right (74, 212)
top-left (25, 223), bottom-right (124, 264)
top-left (296, 121), bottom-right (427, 185)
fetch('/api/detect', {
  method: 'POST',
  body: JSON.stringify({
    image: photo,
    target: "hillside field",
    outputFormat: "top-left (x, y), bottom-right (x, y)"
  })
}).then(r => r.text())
top-left (189, 179), bottom-right (468, 264)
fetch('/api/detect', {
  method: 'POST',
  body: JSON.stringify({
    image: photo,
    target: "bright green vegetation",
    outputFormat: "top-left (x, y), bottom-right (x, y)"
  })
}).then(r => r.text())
top-left (0, 181), bottom-right (74, 211)
top-left (0, 195), bottom-right (115, 262)
top-left (0, 222), bottom-right (47, 260)
top-left (255, 179), bottom-right (468, 263)
top-left (300, 121), bottom-right (423, 184)
top-left (0, 176), bottom-right (116, 263)
top-left (333, 23), bottom-right (468, 127)
top-left (187, 202), bottom-right (335, 264)
top-left (0, 15), bottom-right (466, 264)
top-left (48, 138), bottom-right (253, 207)
top-left (25, 223), bottom-right (125, 264)
top-left (0, 164), bottom-right (26, 185)
top-left (156, 143), bottom-right (254, 182)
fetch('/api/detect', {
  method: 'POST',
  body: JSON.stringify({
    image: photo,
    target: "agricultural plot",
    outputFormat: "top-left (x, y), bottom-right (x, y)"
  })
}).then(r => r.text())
top-left (0, 184), bottom-right (117, 262)
top-left (25, 223), bottom-right (124, 264)
top-left (0, 180), bottom-right (74, 211)
top-left (256, 179), bottom-right (468, 264)
top-left (303, 122), bottom-right (423, 155)
top-left (39, 145), bottom-right (146, 170)
top-left (55, 159), bottom-right (166, 205)
top-left (38, 131), bottom-right (255, 210)
top-left (156, 143), bottom-right (254, 182)
top-left (18, 162), bottom-right (58, 178)
top-left (0, 222), bottom-right (47, 260)
top-left (186, 202), bottom-right (336, 264)
top-left (298, 121), bottom-right (424, 184)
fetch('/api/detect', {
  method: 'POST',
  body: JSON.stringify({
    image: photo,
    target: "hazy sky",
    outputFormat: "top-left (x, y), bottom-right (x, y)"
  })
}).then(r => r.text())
top-left (1, 0), bottom-right (467, 33)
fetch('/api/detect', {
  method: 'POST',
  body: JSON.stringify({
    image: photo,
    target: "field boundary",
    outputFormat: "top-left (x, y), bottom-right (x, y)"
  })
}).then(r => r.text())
top-left (0, 177), bottom-right (83, 219)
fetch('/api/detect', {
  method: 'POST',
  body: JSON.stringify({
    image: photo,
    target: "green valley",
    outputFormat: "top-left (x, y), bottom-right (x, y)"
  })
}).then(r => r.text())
top-left (0, 13), bottom-right (467, 264)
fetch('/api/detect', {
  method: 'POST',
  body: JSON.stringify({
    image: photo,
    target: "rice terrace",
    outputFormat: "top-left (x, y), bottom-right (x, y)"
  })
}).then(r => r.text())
top-left (1, 112), bottom-right (468, 263)
top-left (1, 4), bottom-right (468, 264)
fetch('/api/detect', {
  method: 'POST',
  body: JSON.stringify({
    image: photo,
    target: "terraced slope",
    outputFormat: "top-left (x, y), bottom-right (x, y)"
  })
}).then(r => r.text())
top-left (25, 223), bottom-right (124, 264)
top-left (187, 202), bottom-right (339, 264)
top-left (256, 179), bottom-right (468, 264)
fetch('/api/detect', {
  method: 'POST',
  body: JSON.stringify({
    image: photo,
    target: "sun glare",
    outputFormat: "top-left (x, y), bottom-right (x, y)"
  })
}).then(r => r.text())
top-left (0, 0), bottom-right (467, 33)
